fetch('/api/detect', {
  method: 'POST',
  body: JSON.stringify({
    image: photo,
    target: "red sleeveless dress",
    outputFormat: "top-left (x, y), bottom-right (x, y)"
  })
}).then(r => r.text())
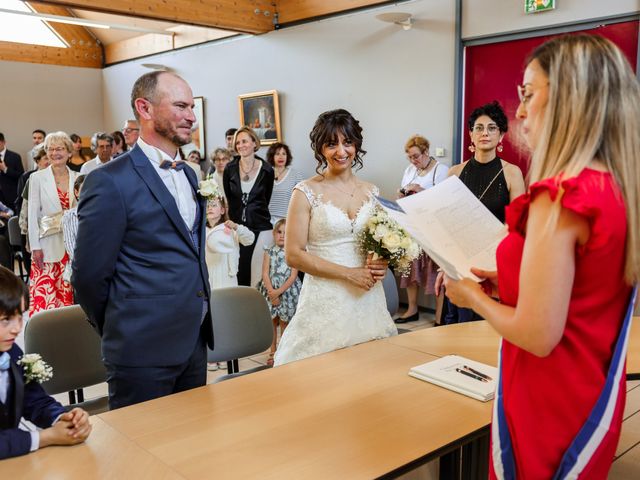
top-left (490, 169), bottom-right (630, 479)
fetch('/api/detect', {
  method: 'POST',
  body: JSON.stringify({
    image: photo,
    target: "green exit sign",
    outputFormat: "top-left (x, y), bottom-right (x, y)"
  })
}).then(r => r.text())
top-left (525, 0), bottom-right (556, 13)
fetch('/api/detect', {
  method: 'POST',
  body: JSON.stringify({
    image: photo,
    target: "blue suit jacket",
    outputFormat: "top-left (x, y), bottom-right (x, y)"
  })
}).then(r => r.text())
top-left (0, 344), bottom-right (66, 459)
top-left (72, 146), bottom-right (213, 367)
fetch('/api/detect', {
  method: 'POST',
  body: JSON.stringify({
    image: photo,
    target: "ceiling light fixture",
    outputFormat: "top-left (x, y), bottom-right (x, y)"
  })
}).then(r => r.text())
top-left (375, 12), bottom-right (413, 31)
top-left (0, 7), bottom-right (175, 35)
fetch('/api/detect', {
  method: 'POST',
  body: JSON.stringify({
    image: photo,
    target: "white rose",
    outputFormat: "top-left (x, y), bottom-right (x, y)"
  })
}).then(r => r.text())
top-left (373, 224), bottom-right (389, 241)
top-left (32, 362), bottom-right (44, 374)
top-left (400, 236), bottom-right (412, 250)
top-left (198, 180), bottom-right (218, 198)
top-left (382, 232), bottom-right (402, 252)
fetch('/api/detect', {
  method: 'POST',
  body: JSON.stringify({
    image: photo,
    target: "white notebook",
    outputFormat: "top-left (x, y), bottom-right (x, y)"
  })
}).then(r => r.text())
top-left (409, 355), bottom-right (498, 402)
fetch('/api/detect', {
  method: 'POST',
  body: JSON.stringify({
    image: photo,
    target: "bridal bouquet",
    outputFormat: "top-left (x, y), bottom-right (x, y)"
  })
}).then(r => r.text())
top-left (18, 353), bottom-right (53, 384)
top-left (198, 176), bottom-right (223, 200)
top-left (359, 208), bottom-right (421, 275)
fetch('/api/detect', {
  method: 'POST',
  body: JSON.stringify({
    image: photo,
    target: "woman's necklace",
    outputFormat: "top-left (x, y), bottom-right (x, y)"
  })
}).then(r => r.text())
top-left (53, 170), bottom-right (68, 187)
top-left (240, 158), bottom-right (256, 181)
top-left (274, 166), bottom-right (286, 181)
top-left (327, 179), bottom-right (357, 198)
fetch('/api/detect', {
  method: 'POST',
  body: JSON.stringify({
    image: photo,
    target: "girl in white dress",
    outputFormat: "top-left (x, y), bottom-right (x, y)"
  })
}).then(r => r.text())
top-left (274, 109), bottom-right (397, 366)
top-left (205, 196), bottom-right (255, 289)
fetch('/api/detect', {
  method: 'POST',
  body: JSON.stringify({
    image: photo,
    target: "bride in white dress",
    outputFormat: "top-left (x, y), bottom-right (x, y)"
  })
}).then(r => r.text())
top-left (274, 109), bottom-right (397, 366)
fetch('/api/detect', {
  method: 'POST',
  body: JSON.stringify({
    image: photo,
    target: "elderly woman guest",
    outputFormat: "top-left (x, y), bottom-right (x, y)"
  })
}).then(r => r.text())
top-left (444, 35), bottom-right (639, 478)
top-left (208, 147), bottom-right (232, 199)
top-left (28, 132), bottom-right (79, 316)
top-left (267, 142), bottom-right (304, 225)
top-left (437, 101), bottom-right (525, 324)
top-left (67, 134), bottom-right (88, 172)
top-left (223, 127), bottom-right (274, 286)
top-left (395, 135), bottom-right (449, 323)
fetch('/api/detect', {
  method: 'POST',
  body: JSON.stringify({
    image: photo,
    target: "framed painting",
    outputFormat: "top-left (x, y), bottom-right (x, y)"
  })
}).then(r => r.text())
top-left (238, 90), bottom-right (281, 145)
top-left (192, 96), bottom-right (206, 157)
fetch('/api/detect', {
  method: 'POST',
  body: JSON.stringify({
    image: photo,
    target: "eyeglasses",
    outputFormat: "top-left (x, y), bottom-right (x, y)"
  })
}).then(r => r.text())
top-left (407, 153), bottom-right (423, 161)
top-left (472, 124), bottom-right (500, 134)
top-left (123, 128), bottom-right (140, 134)
top-left (46, 147), bottom-right (67, 154)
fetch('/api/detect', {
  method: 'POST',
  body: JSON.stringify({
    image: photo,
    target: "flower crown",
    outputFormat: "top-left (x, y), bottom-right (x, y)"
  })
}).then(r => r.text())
top-left (198, 176), bottom-right (223, 200)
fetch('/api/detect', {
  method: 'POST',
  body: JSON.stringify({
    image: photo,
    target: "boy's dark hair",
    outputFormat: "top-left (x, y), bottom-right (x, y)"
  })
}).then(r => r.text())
top-left (74, 175), bottom-right (86, 192)
top-left (0, 266), bottom-right (28, 316)
top-left (467, 101), bottom-right (509, 133)
top-left (225, 127), bottom-right (238, 137)
top-left (33, 129), bottom-right (46, 137)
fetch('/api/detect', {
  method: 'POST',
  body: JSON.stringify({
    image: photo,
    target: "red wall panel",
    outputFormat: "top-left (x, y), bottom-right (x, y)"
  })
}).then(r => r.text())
top-left (463, 20), bottom-right (639, 176)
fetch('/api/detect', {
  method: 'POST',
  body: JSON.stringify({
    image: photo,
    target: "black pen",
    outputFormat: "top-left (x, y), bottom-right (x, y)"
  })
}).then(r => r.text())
top-left (456, 368), bottom-right (488, 382)
top-left (463, 365), bottom-right (492, 381)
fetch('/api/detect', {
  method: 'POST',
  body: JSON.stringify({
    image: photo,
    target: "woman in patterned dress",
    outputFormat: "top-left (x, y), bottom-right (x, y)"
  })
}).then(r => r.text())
top-left (27, 132), bottom-right (79, 316)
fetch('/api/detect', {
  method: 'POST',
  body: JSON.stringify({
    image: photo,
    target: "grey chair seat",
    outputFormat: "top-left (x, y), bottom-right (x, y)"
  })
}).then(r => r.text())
top-left (25, 305), bottom-right (108, 415)
top-left (207, 287), bottom-right (274, 382)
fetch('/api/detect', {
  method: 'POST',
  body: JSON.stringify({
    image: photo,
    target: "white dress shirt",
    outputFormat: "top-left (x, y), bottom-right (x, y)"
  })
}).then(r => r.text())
top-left (79, 156), bottom-right (109, 175)
top-left (137, 138), bottom-right (196, 229)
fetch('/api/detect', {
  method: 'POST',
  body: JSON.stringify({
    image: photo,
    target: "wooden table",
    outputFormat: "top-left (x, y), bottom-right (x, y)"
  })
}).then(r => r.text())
top-left (0, 416), bottom-right (183, 480)
top-left (98, 341), bottom-right (491, 479)
top-left (389, 318), bottom-right (640, 376)
top-left (8, 318), bottom-right (637, 478)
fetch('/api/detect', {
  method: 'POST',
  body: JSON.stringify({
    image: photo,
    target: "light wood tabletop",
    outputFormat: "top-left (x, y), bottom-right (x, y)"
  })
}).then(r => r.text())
top-left (0, 416), bottom-right (184, 479)
top-left (387, 318), bottom-right (640, 376)
top-left (98, 340), bottom-right (492, 479)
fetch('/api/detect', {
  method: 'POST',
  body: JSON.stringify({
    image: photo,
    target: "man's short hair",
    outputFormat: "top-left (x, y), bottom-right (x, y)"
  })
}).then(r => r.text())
top-left (91, 132), bottom-right (114, 151)
top-left (33, 129), bottom-right (46, 137)
top-left (225, 128), bottom-right (238, 138)
top-left (0, 133), bottom-right (5, 142)
top-left (130, 72), bottom-right (165, 121)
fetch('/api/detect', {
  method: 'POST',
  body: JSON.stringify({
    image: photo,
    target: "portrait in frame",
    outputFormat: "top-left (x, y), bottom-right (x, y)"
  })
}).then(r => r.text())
top-left (191, 96), bottom-right (206, 157)
top-left (238, 90), bottom-right (281, 145)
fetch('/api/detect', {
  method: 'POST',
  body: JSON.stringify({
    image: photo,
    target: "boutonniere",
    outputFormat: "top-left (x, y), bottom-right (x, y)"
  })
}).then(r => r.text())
top-left (198, 175), bottom-right (223, 200)
top-left (17, 353), bottom-right (53, 384)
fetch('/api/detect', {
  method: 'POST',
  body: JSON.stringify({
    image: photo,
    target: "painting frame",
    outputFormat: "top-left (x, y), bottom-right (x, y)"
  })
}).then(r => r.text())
top-left (190, 96), bottom-right (206, 158)
top-left (238, 90), bottom-right (281, 145)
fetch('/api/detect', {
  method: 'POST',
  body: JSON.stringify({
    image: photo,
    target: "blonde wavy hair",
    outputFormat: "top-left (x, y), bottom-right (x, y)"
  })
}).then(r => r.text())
top-left (526, 34), bottom-right (640, 283)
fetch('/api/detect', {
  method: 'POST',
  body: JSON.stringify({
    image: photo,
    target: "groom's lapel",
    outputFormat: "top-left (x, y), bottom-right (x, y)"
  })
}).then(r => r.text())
top-left (130, 146), bottom-right (197, 255)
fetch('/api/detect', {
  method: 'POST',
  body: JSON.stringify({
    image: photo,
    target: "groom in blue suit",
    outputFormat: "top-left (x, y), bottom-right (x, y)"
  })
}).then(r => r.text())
top-left (73, 72), bottom-right (213, 410)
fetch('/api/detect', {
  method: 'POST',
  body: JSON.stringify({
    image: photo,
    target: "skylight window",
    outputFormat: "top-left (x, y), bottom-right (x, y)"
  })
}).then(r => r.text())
top-left (0, 1), bottom-right (67, 48)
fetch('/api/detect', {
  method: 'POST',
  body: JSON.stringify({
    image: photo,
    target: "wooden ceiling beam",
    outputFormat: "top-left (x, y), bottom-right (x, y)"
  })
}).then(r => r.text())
top-left (276, 0), bottom-right (395, 24)
top-left (34, 0), bottom-right (274, 34)
top-left (0, 2), bottom-right (102, 68)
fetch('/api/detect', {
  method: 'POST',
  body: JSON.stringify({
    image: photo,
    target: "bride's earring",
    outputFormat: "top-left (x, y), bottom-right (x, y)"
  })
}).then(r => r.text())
top-left (497, 142), bottom-right (504, 153)
top-left (468, 143), bottom-right (475, 153)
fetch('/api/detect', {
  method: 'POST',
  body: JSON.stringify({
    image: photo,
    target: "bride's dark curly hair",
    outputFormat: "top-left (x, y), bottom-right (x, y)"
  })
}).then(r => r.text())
top-left (309, 109), bottom-right (366, 174)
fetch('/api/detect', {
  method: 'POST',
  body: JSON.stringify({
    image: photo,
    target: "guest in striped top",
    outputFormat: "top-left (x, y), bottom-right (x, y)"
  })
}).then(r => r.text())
top-left (267, 142), bottom-right (303, 224)
top-left (61, 175), bottom-right (86, 283)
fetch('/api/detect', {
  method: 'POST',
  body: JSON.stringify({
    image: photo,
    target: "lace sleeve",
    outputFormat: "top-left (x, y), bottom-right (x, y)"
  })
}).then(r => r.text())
top-left (293, 181), bottom-right (321, 208)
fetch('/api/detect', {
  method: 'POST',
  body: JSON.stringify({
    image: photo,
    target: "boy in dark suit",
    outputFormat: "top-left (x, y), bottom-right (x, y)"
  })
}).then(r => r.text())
top-left (0, 266), bottom-right (91, 459)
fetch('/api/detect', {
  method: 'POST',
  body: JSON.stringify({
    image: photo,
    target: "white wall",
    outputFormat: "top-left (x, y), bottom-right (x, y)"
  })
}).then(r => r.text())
top-left (0, 60), bottom-right (103, 167)
top-left (101, 0), bottom-right (457, 198)
top-left (462, 0), bottom-right (640, 39)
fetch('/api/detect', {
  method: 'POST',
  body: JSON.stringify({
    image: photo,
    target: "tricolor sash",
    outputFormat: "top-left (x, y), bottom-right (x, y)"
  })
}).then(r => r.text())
top-left (492, 286), bottom-right (637, 480)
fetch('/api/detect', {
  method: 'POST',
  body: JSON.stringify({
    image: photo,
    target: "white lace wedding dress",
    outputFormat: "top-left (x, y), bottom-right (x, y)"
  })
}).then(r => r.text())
top-left (273, 182), bottom-right (397, 366)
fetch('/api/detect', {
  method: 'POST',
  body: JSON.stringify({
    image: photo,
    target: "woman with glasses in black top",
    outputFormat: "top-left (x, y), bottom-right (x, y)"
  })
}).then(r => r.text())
top-left (223, 126), bottom-right (274, 286)
top-left (436, 101), bottom-right (525, 324)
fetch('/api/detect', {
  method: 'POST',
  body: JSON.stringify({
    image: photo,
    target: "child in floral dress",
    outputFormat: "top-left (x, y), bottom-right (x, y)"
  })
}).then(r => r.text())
top-left (256, 219), bottom-right (301, 366)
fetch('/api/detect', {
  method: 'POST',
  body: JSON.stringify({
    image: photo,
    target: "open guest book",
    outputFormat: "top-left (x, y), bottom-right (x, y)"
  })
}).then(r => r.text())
top-left (409, 355), bottom-right (498, 402)
top-left (377, 176), bottom-right (508, 281)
